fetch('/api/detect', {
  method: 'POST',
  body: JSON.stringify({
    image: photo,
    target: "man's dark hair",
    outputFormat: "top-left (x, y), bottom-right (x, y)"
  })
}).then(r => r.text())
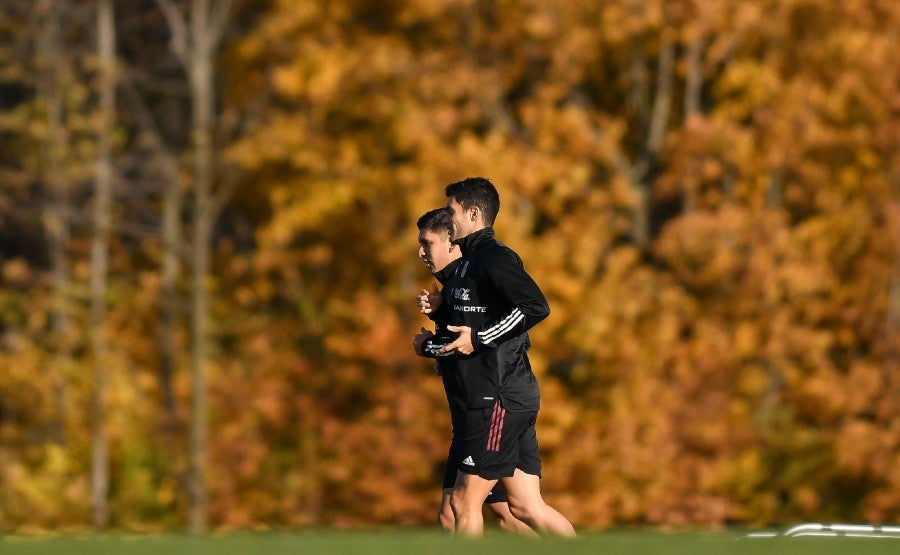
top-left (444, 177), bottom-right (500, 226)
top-left (417, 207), bottom-right (453, 233)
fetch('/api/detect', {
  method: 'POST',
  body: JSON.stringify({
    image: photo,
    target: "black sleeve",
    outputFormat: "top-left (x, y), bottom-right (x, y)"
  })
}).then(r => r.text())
top-left (426, 295), bottom-right (451, 325)
top-left (420, 285), bottom-right (457, 358)
top-left (472, 248), bottom-right (549, 350)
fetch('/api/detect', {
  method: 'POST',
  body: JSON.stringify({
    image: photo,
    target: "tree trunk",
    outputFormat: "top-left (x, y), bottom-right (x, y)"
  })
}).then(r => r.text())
top-left (36, 0), bottom-right (71, 448)
top-left (757, 170), bottom-right (785, 424)
top-left (120, 60), bottom-right (182, 430)
top-left (157, 0), bottom-right (236, 533)
top-left (185, 0), bottom-right (220, 533)
top-left (188, 33), bottom-right (214, 533)
top-left (159, 161), bottom-right (182, 426)
top-left (682, 31), bottom-right (704, 214)
top-left (646, 25), bottom-right (674, 156)
top-left (626, 4), bottom-right (675, 251)
top-left (684, 34), bottom-right (705, 120)
top-left (89, 0), bottom-right (115, 529)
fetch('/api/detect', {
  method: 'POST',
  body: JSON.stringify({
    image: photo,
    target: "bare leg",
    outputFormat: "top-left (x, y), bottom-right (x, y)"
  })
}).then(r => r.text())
top-left (437, 488), bottom-right (455, 531)
top-left (501, 469), bottom-right (575, 537)
top-left (450, 473), bottom-right (497, 536)
top-left (487, 501), bottom-right (538, 536)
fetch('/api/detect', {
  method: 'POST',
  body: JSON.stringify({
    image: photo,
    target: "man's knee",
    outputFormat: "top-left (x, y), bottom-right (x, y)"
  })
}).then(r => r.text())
top-left (492, 506), bottom-right (520, 530)
top-left (494, 511), bottom-right (517, 531)
top-left (450, 484), bottom-right (481, 516)
top-left (508, 498), bottom-right (541, 524)
top-left (449, 488), bottom-right (466, 518)
top-left (488, 502), bottom-right (512, 524)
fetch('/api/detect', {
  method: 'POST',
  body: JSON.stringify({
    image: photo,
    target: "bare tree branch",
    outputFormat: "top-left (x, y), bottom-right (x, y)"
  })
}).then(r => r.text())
top-left (119, 73), bottom-right (192, 255)
top-left (646, 24), bottom-right (674, 156)
top-left (209, 0), bottom-right (237, 47)
top-left (210, 173), bottom-right (237, 219)
top-left (155, 0), bottom-right (188, 64)
top-left (684, 34), bottom-right (705, 119)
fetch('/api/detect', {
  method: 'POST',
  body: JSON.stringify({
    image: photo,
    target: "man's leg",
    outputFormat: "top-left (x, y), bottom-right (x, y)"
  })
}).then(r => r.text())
top-left (438, 488), bottom-right (455, 531)
top-left (484, 479), bottom-right (535, 535)
top-left (501, 469), bottom-right (575, 537)
top-left (487, 501), bottom-right (538, 536)
top-left (453, 401), bottom-right (543, 536)
top-left (449, 472), bottom-right (497, 536)
top-left (499, 413), bottom-right (575, 536)
top-left (438, 441), bottom-right (463, 532)
top-left (451, 403), bottom-right (504, 536)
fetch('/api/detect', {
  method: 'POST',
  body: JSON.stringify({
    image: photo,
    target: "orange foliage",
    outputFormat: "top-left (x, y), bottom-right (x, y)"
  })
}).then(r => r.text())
top-left (1, 0), bottom-right (899, 531)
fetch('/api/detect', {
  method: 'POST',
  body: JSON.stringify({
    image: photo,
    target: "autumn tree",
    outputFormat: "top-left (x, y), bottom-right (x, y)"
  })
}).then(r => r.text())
top-left (1, 0), bottom-right (899, 531)
top-left (155, 0), bottom-right (239, 533)
top-left (89, 0), bottom-right (116, 529)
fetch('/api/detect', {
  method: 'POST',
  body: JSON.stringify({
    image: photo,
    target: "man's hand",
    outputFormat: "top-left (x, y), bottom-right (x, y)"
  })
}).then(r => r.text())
top-left (412, 326), bottom-right (434, 356)
top-left (437, 325), bottom-right (473, 355)
top-left (417, 282), bottom-right (442, 314)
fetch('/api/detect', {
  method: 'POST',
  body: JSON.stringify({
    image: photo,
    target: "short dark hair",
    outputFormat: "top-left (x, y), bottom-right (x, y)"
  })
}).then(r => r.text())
top-left (444, 177), bottom-right (500, 226)
top-left (416, 207), bottom-right (453, 234)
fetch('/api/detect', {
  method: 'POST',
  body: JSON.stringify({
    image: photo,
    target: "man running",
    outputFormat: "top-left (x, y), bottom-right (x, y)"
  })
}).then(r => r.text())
top-left (413, 207), bottom-right (533, 535)
top-left (416, 178), bottom-right (575, 537)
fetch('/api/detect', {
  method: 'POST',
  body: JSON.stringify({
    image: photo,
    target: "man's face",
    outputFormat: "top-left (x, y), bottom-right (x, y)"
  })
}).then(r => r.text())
top-left (418, 227), bottom-right (457, 273)
top-left (447, 197), bottom-right (476, 241)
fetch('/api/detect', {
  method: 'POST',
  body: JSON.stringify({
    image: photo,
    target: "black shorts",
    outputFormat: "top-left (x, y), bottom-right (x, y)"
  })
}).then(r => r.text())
top-left (456, 401), bottom-right (542, 480)
top-left (443, 436), bottom-right (509, 504)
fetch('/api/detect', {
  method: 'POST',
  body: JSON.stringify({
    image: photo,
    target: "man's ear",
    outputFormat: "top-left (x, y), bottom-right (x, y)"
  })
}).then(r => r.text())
top-left (470, 207), bottom-right (478, 222)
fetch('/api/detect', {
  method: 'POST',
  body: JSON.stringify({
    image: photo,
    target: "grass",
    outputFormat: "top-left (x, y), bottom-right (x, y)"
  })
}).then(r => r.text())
top-left (2, 529), bottom-right (900, 555)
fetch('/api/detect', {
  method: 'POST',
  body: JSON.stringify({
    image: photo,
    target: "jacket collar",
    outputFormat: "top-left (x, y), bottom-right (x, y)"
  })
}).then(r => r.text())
top-left (454, 227), bottom-right (494, 254)
top-left (433, 258), bottom-right (461, 285)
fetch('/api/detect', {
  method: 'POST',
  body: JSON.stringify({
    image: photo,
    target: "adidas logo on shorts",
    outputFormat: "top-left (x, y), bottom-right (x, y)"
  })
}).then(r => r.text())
top-left (462, 456), bottom-right (475, 466)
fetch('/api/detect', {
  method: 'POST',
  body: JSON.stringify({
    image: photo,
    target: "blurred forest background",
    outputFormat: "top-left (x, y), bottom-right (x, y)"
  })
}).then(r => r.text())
top-left (1, 0), bottom-right (899, 533)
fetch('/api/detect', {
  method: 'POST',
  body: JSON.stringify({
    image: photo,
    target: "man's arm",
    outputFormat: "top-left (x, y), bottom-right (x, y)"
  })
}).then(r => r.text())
top-left (415, 281), bottom-right (456, 356)
top-left (437, 248), bottom-right (548, 356)
top-left (472, 248), bottom-right (548, 350)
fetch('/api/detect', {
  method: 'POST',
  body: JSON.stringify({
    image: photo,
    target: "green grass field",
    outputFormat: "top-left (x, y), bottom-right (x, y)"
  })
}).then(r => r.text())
top-left (2, 529), bottom-right (900, 555)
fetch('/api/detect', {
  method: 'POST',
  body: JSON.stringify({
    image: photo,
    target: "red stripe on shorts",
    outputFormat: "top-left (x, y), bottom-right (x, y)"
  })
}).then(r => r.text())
top-left (487, 400), bottom-right (506, 452)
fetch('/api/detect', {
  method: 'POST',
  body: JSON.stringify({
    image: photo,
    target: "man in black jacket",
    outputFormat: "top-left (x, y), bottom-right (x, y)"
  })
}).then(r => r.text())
top-left (413, 208), bottom-right (533, 535)
top-left (417, 178), bottom-right (575, 537)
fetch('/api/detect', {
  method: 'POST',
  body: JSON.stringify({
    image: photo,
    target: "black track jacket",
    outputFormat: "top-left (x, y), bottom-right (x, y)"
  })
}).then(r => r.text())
top-left (421, 227), bottom-right (548, 412)
top-left (427, 259), bottom-right (466, 429)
